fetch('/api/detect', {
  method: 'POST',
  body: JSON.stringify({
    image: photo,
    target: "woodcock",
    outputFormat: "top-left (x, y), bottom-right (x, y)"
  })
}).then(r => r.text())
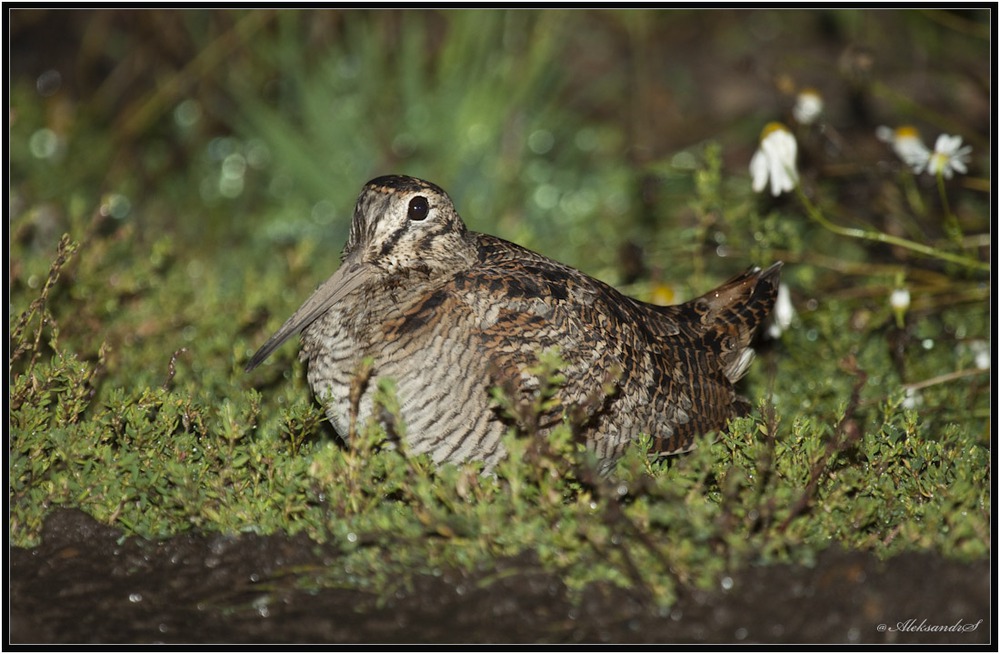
top-left (246, 175), bottom-right (781, 472)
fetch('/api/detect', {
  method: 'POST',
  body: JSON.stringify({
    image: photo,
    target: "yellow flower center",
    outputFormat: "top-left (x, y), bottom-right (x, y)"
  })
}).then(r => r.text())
top-left (760, 122), bottom-right (790, 141)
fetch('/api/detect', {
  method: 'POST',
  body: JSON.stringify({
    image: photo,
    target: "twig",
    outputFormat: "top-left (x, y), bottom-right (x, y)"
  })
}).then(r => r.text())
top-left (903, 367), bottom-right (990, 393)
top-left (162, 347), bottom-right (189, 390)
top-left (9, 235), bottom-right (80, 394)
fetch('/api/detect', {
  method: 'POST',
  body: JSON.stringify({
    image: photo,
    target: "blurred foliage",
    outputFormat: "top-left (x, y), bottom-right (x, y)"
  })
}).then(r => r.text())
top-left (8, 9), bottom-right (991, 606)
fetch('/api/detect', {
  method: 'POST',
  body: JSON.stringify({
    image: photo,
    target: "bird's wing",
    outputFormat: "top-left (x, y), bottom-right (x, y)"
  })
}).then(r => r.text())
top-left (457, 236), bottom-right (715, 455)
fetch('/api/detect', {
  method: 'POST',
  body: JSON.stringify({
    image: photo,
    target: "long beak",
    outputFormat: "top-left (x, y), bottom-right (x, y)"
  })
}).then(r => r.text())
top-left (245, 259), bottom-right (370, 371)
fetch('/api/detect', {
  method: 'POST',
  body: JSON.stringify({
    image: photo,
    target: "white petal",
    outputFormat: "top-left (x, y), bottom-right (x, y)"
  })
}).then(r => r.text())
top-left (890, 288), bottom-right (911, 311)
top-left (750, 150), bottom-right (769, 193)
top-left (772, 283), bottom-right (794, 332)
top-left (769, 158), bottom-right (785, 196)
top-left (934, 134), bottom-right (962, 155)
top-left (875, 126), bottom-right (894, 143)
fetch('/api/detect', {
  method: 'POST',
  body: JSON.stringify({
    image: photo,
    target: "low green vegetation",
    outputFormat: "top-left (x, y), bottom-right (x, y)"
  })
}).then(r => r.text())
top-left (9, 9), bottom-right (990, 606)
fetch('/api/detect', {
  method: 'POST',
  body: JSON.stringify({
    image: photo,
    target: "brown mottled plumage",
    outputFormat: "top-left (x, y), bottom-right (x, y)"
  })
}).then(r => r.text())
top-left (246, 175), bottom-right (781, 471)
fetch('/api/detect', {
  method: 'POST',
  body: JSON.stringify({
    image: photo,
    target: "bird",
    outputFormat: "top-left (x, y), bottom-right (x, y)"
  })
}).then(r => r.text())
top-left (246, 175), bottom-right (781, 472)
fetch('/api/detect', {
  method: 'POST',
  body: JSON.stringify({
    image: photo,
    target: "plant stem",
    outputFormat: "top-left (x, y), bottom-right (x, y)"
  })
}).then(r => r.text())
top-left (794, 186), bottom-right (988, 272)
top-left (937, 171), bottom-right (965, 244)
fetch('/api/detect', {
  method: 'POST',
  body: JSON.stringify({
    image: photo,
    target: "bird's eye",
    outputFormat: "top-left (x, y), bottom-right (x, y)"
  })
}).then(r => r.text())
top-left (407, 196), bottom-right (429, 221)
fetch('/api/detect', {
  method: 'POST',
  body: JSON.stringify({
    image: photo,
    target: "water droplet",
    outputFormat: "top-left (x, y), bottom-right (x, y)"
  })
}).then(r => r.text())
top-left (720, 576), bottom-right (734, 590)
top-left (559, 189), bottom-right (596, 217)
top-left (528, 129), bottom-right (554, 155)
top-left (222, 153), bottom-right (247, 180)
top-left (533, 184), bottom-right (559, 210)
top-left (128, 592), bottom-right (143, 603)
top-left (208, 136), bottom-right (238, 161)
top-left (100, 193), bottom-right (131, 220)
top-left (174, 99), bottom-right (201, 128)
top-left (36, 69), bottom-right (62, 97)
top-left (29, 128), bottom-right (60, 159)
top-left (245, 139), bottom-right (271, 169)
top-left (219, 175), bottom-right (244, 199)
top-left (252, 595), bottom-right (271, 618)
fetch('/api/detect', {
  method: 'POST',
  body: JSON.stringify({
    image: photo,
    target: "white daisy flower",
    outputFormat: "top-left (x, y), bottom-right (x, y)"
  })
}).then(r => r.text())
top-left (876, 125), bottom-right (930, 170)
top-left (767, 283), bottom-right (795, 338)
top-left (750, 122), bottom-right (799, 196)
top-left (792, 88), bottom-right (824, 125)
top-left (923, 134), bottom-right (973, 179)
top-left (889, 287), bottom-right (910, 312)
top-left (890, 287), bottom-right (910, 328)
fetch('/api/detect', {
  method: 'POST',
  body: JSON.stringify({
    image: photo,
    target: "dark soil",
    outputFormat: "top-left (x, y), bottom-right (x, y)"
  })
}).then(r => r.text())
top-left (8, 509), bottom-right (991, 645)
